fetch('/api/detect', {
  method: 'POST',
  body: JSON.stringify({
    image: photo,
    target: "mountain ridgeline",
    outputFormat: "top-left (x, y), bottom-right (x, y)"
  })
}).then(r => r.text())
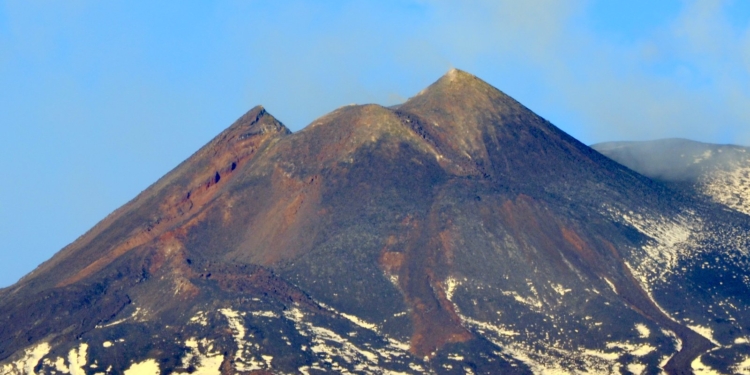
top-left (2, 70), bottom-right (750, 375)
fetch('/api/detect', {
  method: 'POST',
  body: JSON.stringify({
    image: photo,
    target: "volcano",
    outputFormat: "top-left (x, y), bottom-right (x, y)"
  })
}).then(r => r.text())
top-left (2, 70), bottom-right (750, 375)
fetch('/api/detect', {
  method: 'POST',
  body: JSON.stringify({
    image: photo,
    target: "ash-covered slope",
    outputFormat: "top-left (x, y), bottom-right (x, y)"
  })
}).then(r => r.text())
top-left (2, 70), bottom-right (750, 375)
top-left (593, 138), bottom-right (750, 216)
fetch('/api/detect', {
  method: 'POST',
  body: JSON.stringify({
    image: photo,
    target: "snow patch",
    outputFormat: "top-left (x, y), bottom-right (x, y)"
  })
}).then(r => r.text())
top-left (188, 311), bottom-right (208, 326)
top-left (688, 324), bottom-right (720, 346)
top-left (48, 357), bottom-right (68, 373)
top-left (732, 355), bottom-right (750, 375)
top-left (501, 290), bottom-right (543, 310)
top-left (701, 163), bottom-right (750, 215)
top-left (455, 309), bottom-right (619, 373)
top-left (0, 342), bottom-right (50, 375)
top-left (551, 283), bottom-right (571, 296)
top-left (445, 276), bottom-right (460, 301)
top-left (691, 354), bottom-right (722, 375)
top-left (580, 349), bottom-right (619, 361)
top-left (603, 278), bottom-right (617, 295)
top-left (250, 310), bottom-right (279, 318)
top-left (67, 343), bottom-right (89, 375)
top-left (123, 359), bottom-right (160, 375)
top-left (282, 306), bottom-right (395, 372)
top-left (627, 361), bottom-right (646, 375)
top-left (448, 354), bottom-right (464, 361)
top-left (408, 363), bottom-right (425, 372)
top-left (96, 307), bottom-right (147, 329)
top-left (173, 338), bottom-right (223, 375)
top-left (386, 274), bottom-right (399, 287)
top-left (635, 324), bottom-right (650, 338)
top-left (498, 343), bottom-right (617, 375)
top-left (339, 312), bottom-right (379, 332)
top-left (219, 308), bottom-right (271, 372)
top-left (618, 211), bottom-right (698, 283)
top-left (608, 342), bottom-right (655, 357)
top-left (458, 314), bottom-right (519, 337)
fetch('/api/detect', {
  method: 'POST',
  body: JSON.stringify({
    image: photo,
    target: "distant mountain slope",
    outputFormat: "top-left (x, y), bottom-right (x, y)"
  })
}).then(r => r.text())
top-left (2, 70), bottom-right (750, 375)
top-left (593, 138), bottom-right (750, 215)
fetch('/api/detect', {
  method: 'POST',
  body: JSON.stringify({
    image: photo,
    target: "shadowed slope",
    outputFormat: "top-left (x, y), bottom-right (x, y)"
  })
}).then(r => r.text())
top-left (394, 70), bottom-right (716, 372)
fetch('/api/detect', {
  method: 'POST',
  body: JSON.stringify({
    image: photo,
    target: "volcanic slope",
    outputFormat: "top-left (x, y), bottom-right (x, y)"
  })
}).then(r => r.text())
top-left (3, 69), bottom-right (750, 375)
top-left (594, 138), bottom-right (750, 216)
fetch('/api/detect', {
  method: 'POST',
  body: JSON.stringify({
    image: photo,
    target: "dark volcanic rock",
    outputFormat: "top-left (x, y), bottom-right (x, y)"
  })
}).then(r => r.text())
top-left (2, 70), bottom-right (750, 375)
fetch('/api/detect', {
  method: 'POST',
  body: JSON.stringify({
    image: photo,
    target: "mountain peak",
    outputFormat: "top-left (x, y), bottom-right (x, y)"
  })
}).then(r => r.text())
top-left (401, 68), bottom-right (527, 121)
top-left (443, 67), bottom-right (473, 81)
top-left (228, 105), bottom-right (290, 136)
top-left (395, 69), bottom-right (590, 181)
top-left (18, 104), bottom-right (291, 291)
top-left (411, 68), bottom-right (492, 99)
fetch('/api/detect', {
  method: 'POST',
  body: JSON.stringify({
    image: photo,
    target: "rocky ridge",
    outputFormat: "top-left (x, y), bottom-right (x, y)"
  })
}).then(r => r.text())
top-left (1, 70), bottom-right (750, 375)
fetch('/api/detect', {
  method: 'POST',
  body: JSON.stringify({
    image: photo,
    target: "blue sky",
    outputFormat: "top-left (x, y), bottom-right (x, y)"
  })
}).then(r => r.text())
top-left (1, 0), bottom-right (749, 287)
